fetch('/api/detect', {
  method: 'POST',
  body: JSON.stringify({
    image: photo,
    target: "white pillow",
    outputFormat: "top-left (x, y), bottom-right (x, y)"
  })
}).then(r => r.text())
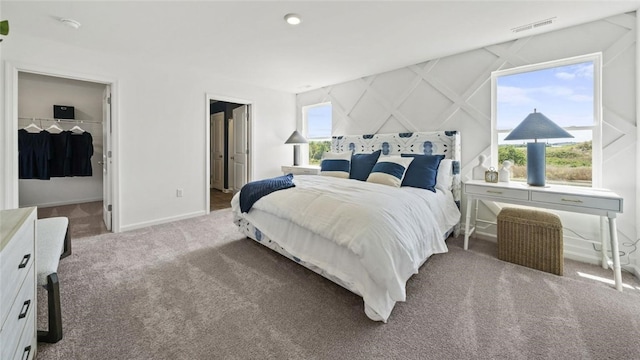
top-left (320, 152), bottom-right (351, 178)
top-left (436, 159), bottom-right (453, 191)
top-left (366, 156), bottom-right (414, 187)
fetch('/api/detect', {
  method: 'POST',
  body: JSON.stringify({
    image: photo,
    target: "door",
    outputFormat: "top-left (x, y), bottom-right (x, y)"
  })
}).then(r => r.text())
top-left (233, 105), bottom-right (249, 190)
top-left (227, 118), bottom-right (235, 191)
top-left (102, 86), bottom-right (112, 231)
top-left (210, 112), bottom-right (224, 191)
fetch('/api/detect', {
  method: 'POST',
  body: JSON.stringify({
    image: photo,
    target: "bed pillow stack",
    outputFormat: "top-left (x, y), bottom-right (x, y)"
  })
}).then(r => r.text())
top-left (320, 152), bottom-right (351, 178)
top-left (401, 154), bottom-right (445, 192)
top-left (366, 156), bottom-right (414, 187)
top-left (349, 150), bottom-right (382, 181)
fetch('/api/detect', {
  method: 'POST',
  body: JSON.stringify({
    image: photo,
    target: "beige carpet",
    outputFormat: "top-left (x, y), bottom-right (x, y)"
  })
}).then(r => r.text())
top-left (37, 192), bottom-right (233, 240)
top-left (37, 209), bottom-right (640, 359)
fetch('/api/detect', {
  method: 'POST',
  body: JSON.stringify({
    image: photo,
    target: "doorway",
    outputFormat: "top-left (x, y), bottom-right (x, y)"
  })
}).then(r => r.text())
top-left (206, 96), bottom-right (252, 212)
top-left (4, 63), bottom-right (118, 234)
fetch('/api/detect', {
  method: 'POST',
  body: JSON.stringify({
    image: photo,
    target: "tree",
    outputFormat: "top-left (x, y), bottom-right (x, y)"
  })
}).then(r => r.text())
top-left (498, 145), bottom-right (526, 166)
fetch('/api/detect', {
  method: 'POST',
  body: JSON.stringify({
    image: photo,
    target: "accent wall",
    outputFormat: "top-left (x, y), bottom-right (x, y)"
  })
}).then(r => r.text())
top-left (296, 12), bottom-right (638, 274)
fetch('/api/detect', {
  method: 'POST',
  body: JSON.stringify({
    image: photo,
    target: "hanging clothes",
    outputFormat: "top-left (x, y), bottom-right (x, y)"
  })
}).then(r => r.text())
top-left (49, 131), bottom-right (72, 177)
top-left (18, 129), bottom-right (52, 180)
top-left (70, 131), bottom-right (94, 176)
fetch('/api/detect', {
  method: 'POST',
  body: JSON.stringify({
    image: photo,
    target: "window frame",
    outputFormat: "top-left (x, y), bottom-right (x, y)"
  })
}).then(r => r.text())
top-left (301, 102), bottom-right (332, 165)
top-left (490, 52), bottom-right (602, 187)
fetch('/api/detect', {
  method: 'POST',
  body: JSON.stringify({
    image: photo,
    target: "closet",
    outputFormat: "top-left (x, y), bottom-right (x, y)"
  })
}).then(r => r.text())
top-left (17, 72), bottom-right (107, 234)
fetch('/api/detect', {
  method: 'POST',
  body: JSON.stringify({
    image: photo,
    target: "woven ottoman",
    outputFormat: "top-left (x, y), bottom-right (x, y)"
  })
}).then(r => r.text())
top-left (497, 207), bottom-right (563, 275)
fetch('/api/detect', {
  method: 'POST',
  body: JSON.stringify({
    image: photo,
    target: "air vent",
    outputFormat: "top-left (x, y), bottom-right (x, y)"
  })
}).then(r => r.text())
top-left (511, 17), bottom-right (556, 33)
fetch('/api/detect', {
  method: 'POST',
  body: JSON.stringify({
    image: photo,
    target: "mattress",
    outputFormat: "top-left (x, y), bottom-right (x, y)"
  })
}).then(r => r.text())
top-left (231, 175), bottom-right (460, 322)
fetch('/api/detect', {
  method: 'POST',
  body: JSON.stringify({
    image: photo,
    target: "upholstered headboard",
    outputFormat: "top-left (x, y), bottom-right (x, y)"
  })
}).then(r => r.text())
top-left (331, 131), bottom-right (461, 234)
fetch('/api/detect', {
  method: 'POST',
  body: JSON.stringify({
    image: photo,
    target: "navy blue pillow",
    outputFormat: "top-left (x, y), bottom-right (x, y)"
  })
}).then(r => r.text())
top-left (400, 154), bottom-right (445, 192)
top-left (349, 150), bottom-right (382, 181)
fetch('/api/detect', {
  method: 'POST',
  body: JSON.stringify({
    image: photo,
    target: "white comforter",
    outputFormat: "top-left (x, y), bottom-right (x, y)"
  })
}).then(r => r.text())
top-left (232, 175), bottom-right (460, 320)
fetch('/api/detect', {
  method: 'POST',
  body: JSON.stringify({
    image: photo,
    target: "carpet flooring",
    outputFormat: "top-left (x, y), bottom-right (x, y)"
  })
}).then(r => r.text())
top-left (36, 191), bottom-right (233, 241)
top-left (36, 209), bottom-right (640, 359)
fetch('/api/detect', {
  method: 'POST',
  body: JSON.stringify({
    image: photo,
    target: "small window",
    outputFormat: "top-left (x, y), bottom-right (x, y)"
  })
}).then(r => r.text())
top-left (303, 103), bottom-right (332, 165)
top-left (492, 54), bottom-right (601, 187)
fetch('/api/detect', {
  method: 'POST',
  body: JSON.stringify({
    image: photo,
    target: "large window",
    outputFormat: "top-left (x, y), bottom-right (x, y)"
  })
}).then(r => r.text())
top-left (303, 103), bottom-right (332, 165)
top-left (492, 53), bottom-right (601, 187)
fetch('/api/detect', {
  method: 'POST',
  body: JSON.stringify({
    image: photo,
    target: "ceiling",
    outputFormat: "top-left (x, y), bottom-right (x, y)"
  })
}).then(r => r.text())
top-left (3, 1), bottom-right (640, 94)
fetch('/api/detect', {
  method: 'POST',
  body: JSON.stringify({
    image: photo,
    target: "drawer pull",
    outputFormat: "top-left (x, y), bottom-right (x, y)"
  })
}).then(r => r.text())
top-left (18, 254), bottom-right (31, 269)
top-left (486, 190), bottom-right (503, 194)
top-left (561, 198), bottom-right (583, 203)
top-left (18, 299), bottom-right (31, 319)
top-left (22, 345), bottom-right (31, 360)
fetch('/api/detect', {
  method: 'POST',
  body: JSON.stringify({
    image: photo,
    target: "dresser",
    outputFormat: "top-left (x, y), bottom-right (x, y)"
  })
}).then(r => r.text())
top-left (1, 207), bottom-right (37, 360)
top-left (463, 180), bottom-right (624, 291)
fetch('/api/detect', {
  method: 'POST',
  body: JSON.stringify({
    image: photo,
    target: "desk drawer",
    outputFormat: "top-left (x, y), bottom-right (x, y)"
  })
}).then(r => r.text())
top-left (531, 191), bottom-right (622, 212)
top-left (281, 166), bottom-right (320, 175)
top-left (465, 184), bottom-right (529, 201)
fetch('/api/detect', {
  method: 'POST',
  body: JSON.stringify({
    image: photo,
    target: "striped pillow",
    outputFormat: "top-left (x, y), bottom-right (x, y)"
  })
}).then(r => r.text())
top-left (366, 156), bottom-right (414, 187)
top-left (320, 152), bottom-right (351, 178)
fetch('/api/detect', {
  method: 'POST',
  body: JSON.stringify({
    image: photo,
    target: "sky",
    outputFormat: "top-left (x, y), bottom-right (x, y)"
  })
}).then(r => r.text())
top-left (497, 61), bottom-right (594, 144)
top-left (306, 103), bottom-right (332, 139)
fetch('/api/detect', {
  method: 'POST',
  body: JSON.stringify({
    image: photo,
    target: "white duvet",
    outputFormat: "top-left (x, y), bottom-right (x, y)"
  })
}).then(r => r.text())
top-left (231, 175), bottom-right (461, 321)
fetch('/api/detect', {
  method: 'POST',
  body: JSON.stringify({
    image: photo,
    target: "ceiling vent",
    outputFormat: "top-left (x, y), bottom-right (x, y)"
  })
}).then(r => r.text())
top-left (511, 17), bottom-right (556, 33)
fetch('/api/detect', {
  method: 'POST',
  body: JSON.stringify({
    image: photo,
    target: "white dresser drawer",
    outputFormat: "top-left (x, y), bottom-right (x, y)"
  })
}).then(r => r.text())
top-left (465, 184), bottom-right (529, 201)
top-left (12, 310), bottom-right (35, 360)
top-left (0, 220), bottom-right (35, 325)
top-left (531, 191), bottom-right (623, 212)
top-left (0, 265), bottom-right (35, 360)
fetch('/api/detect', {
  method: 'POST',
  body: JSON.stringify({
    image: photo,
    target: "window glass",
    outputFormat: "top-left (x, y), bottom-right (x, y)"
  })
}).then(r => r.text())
top-left (494, 57), bottom-right (599, 187)
top-left (303, 103), bottom-right (332, 165)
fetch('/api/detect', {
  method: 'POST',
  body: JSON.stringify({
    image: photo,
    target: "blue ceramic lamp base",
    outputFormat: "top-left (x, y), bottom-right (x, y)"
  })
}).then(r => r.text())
top-left (293, 144), bottom-right (301, 166)
top-left (527, 142), bottom-right (546, 186)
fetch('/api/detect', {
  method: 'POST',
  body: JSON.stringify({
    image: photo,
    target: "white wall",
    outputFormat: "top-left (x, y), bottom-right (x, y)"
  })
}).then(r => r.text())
top-left (297, 12), bottom-right (638, 272)
top-left (1, 32), bottom-right (295, 231)
top-left (18, 72), bottom-right (105, 207)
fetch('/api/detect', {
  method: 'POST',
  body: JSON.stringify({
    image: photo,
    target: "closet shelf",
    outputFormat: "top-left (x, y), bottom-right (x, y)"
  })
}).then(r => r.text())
top-left (19, 116), bottom-right (101, 124)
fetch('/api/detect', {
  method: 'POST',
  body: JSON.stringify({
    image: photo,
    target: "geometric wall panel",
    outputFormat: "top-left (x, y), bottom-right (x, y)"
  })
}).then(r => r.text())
top-left (296, 12), bottom-right (638, 269)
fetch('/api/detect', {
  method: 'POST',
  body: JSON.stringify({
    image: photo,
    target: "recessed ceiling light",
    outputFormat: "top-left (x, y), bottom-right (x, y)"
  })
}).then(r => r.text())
top-left (284, 13), bottom-right (302, 25)
top-left (60, 18), bottom-right (81, 29)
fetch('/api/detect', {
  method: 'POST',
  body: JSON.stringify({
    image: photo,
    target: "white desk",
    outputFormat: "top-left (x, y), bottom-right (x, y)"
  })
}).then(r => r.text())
top-left (281, 165), bottom-right (321, 175)
top-left (463, 180), bottom-right (624, 291)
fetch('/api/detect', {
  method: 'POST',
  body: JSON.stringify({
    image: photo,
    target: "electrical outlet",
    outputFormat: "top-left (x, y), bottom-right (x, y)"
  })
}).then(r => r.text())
top-left (176, 188), bottom-right (183, 197)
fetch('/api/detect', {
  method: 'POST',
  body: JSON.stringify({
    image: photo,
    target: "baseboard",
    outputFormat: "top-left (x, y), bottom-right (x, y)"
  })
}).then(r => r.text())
top-left (119, 210), bottom-right (206, 232)
top-left (25, 197), bottom-right (104, 208)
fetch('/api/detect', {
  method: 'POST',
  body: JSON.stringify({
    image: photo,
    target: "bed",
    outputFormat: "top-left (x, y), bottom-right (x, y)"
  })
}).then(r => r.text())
top-left (231, 131), bottom-right (461, 322)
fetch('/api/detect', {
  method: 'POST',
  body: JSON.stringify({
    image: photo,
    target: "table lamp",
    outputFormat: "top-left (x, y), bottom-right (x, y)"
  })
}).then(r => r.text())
top-left (285, 130), bottom-right (308, 166)
top-left (504, 109), bottom-right (573, 186)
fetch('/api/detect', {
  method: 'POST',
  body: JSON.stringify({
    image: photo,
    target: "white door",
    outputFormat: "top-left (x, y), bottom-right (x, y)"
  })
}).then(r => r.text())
top-left (227, 118), bottom-right (235, 191)
top-left (210, 112), bottom-right (224, 191)
top-left (233, 105), bottom-right (249, 190)
top-left (102, 86), bottom-right (112, 231)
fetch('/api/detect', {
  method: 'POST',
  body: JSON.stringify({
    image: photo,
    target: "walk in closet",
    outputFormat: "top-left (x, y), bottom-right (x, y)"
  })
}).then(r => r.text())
top-left (17, 72), bottom-right (109, 236)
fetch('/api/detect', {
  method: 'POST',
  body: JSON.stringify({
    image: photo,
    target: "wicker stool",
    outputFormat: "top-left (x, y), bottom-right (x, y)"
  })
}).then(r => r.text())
top-left (497, 208), bottom-right (563, 275)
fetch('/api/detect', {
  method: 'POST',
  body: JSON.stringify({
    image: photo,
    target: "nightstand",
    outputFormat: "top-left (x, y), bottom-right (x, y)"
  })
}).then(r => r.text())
top-left (281, 165), bottom-right (320, 175)
top-left (463, 180), bottom-right (624, 291)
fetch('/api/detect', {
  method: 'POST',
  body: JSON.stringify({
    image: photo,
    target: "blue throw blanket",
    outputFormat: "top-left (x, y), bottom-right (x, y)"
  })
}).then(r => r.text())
top-left (239, 173), bottom-right (295, 213)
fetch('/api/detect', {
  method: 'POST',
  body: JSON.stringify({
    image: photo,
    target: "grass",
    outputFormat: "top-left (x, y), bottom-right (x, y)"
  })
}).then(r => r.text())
top-left (500, 142), bottom-right (592, 186)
